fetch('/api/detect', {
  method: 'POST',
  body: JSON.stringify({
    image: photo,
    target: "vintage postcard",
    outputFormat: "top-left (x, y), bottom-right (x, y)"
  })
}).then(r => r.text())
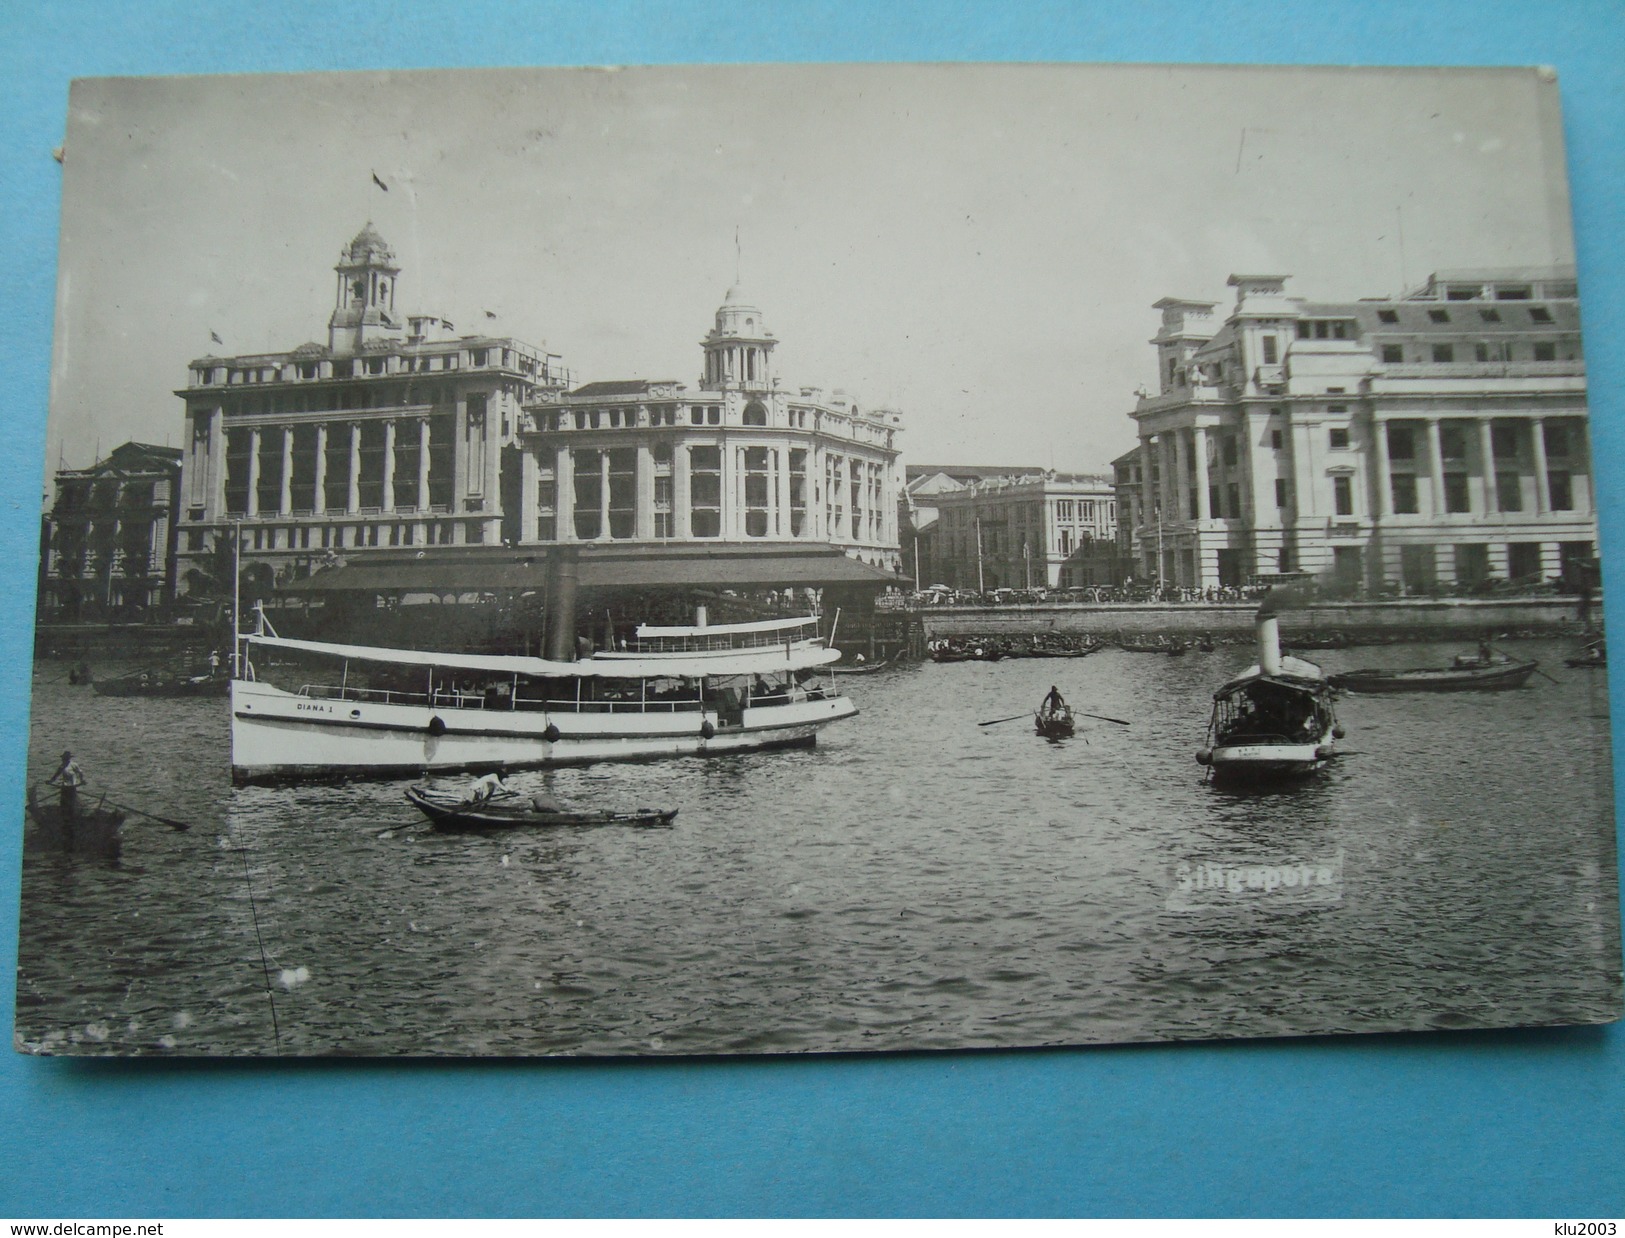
top-left (17, 64), bottom-right (1620, 1056)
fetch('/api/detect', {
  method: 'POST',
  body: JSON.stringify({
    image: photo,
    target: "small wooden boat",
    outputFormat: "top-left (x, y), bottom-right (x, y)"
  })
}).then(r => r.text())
top-left (1034, 702), bottom-right (1076, 738)
top-left (24, 786), bottom-right (125, 858)
top-left (94, 669), bottom-right (229, 698)
top-left (928, 640), bottom-right (1003, 663)
top-left (1565, 641), bottom-right (1606, 669)
top-left (1117, 635), bottom-right (1182, 655)
top-left (1328, 657), bottom-right (1539, 693)
top-left (405, 784), bottom-right (678, 830)
top-left (830, 657), bottom-right (893, 675)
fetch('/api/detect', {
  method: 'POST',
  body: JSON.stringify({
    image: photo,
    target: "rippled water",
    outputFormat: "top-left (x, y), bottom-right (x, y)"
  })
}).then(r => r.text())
top-left (16, 640), bottom-right (1623, 1056)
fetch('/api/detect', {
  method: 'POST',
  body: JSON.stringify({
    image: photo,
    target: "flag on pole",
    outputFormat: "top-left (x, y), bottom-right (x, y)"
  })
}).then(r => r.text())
top-left (371, 171), bottom-right (389, 192)
top-left (210, 330), bottom-right (223, 345)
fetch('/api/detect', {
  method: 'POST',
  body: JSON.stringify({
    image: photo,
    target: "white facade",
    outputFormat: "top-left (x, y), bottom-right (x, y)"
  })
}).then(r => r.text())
top-left (930, 472), bottom-right (1117, 590)
top-left (175, 224), bottom-right (570, 578)
top-left (1126, 267), bottom-right (1594, 591)
top-left (519, 288), bottom-right (904, 569)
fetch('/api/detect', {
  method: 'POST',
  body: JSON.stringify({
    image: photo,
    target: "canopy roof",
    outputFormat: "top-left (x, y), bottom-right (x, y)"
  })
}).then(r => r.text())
top-left (278, 544), bottom-right (904, 595)
top-left (244, 633), bottom-right (840, 679)
top-left (1214, 657), bottom-right (1327, 699)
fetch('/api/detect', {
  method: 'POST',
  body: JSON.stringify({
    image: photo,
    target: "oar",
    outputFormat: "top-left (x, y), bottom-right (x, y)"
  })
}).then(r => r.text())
top-left (101, 800), bottom-right (192, 832)
top-left (1488, 643), bottom-right (1559, 685)
top-left (32, 782), bottom-right (192, 831)
top-left (980, 709), bottom-right (1132, 727)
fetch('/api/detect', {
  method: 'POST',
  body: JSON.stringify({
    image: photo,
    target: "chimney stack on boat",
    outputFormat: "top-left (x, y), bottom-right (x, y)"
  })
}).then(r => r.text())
top-left (1257, 611), bottom-right (1282, 677)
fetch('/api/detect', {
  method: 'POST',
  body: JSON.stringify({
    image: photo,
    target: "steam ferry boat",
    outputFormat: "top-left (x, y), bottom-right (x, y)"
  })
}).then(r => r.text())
top-left (230, 613), bottom-right (856, 784)
top-left (1196, 609), bottom-right (1344, 783)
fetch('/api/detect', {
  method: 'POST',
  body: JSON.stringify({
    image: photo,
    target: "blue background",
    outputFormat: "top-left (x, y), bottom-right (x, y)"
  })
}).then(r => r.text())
top-left (3, 0), bottom-right (1623, 1218)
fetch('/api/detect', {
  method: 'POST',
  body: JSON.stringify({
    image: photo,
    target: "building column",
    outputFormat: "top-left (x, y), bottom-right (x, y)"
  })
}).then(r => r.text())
top-left (347, 424), bottom-right (361, 513)
top-left (555, 444), bottom-right (575, 542)
top-left (313, 424), bottom-right (328, 515)
top-left (279, 428), bottom-right (293, 515)
top-left (381, 419), bottom-right (397, 513)
top-left (1368, 414), bottom-right (1390, 518)
top-left (246, 428), bottom-right (261, 517)
top-left (1478, 418), bottom-right (1498, 515)
top-left (486, 398), bottom-right (503, 516)
top-left (635, 444), bottom-right (655, 540)
top-left (1573, 432), bottom-right (1593, 515)
top-left (599, 448), bottom-right (611, 540)
top-left (417, 419), bottom-right (432, 511)
top-left (210, 408), bottom-right (227, 519)
top-left (673, 443), bottom-right (691, 539)
top-left (519, 446), bottom-right (538, 544)
top-left (1167, 432), bottom-right (1185, 524)
top-left (1531, 416), bottom-right (1551, 513)
top-left (1192, 425), bottom-right (1211, 521)
top-left (775, 446), bottom-right (790, 539)
top-left (1138, 436), bottom-right (1156, 544)
top-left (1426, 417), bottom-right (1446, 516)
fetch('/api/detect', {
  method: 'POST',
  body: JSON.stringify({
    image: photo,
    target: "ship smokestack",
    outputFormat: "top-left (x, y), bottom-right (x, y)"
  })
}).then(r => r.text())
top-left (1257, 612), bottom-right (1282, 676)
top-left (545, 546), bottom-right (580, 662)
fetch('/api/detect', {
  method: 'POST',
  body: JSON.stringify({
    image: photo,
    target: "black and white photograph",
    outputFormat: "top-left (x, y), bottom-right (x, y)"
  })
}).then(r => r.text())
top-left (17, 62), bottom-right (1622, 1057)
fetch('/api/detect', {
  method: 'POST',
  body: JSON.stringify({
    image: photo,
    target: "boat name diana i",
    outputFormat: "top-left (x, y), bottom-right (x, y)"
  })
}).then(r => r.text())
top-left (230, 613), bottom-right (857, 783)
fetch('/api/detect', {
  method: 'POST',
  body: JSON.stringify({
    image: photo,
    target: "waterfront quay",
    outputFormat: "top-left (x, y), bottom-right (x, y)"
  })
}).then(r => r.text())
top-left (912, 596), bottom-right (1595, 645)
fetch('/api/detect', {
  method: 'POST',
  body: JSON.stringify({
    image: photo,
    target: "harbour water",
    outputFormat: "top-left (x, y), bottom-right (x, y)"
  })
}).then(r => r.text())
top-left (16, 639), bottom-right (1623, 1056)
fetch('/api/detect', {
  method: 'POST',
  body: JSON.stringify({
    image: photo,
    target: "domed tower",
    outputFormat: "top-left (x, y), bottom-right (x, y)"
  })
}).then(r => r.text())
top-left (700, 287), bottom-right (776, 395)
top-left (328, 222), bottom-right (404, 355)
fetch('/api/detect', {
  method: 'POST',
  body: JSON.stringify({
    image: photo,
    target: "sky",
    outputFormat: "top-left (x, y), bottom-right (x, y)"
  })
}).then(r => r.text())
top-left (47, 63), bottom-right (1576, 481)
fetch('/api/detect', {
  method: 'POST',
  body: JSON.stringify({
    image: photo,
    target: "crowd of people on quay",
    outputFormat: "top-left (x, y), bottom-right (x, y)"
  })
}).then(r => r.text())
top-left (892, 571), bottom-right (1582, 610)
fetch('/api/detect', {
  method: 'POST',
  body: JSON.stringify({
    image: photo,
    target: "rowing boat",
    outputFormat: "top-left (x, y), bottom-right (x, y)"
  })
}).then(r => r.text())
top-left (24, 786), bottom-right (126, 858)
top-left (405, 784), bottom-right (678, 830)
top-left (1328, 657), bottom-right (1538, 693)
top-left (1034, 703), bottom-right (1076, 738)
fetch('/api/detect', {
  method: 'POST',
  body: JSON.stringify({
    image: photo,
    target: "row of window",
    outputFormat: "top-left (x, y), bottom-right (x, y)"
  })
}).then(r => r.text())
top-left (1257, 420), bottom-right (1580, 459)
top-left (1377, 339), bottom-right (1575, 364)
top-left (195, 380), bottom-right (525, 421)
top-left (181, 519), bottom-right (488, 555)
top-left (1379, 304), bottom-right (1558, 324)
top-left (534, 444), bottom-right (881, 543)
top-left (195, 346), bottom-right (533, 387)
top-left (1260, 469), bottom-right (1580, 517)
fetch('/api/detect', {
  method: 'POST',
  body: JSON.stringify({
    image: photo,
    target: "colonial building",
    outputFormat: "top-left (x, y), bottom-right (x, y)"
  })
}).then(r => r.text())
top-left (901, 464), bottom-right (1045, 588)
top-left (175, 224), bottom-right (572, 582)
top-left (1126, 266), bottom-right (1593, 591)
top-left (39, 442), bottom-right (183, 620)
top-left (1110, 448), bottom-right (1144, 581)
top-left (516, 286), bottom-right (904, 570)
top-left (930, 471), bottom-right (1118, 591)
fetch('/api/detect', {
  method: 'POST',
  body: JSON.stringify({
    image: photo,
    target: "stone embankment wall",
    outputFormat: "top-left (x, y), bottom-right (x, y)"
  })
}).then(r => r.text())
top-left (916, 598), bottom-right (1594, 643)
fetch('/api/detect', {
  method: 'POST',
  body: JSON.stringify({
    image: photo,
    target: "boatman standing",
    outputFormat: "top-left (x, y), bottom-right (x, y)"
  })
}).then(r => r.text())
top-left (47, 750), bottom-right (86, 823)
top-left (1042, 685), bottom-right (1066, 715)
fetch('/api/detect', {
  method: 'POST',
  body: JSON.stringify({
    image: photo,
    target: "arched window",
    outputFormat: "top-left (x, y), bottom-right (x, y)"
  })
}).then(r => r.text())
top-left (743, 401), bottom-right (767, 427)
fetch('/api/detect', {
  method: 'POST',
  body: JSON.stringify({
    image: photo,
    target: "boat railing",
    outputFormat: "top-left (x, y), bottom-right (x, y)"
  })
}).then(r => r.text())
top-left (532, 697), bottom-right (707, 714)
top-left (1217, 730), bottom-right (1301, 747)
top-left (632, 630), bottom-right (824, 654)
top-left (293, 682), bottom-right (831, 712)
top-left (299, 684), bottom-right (433, 707)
